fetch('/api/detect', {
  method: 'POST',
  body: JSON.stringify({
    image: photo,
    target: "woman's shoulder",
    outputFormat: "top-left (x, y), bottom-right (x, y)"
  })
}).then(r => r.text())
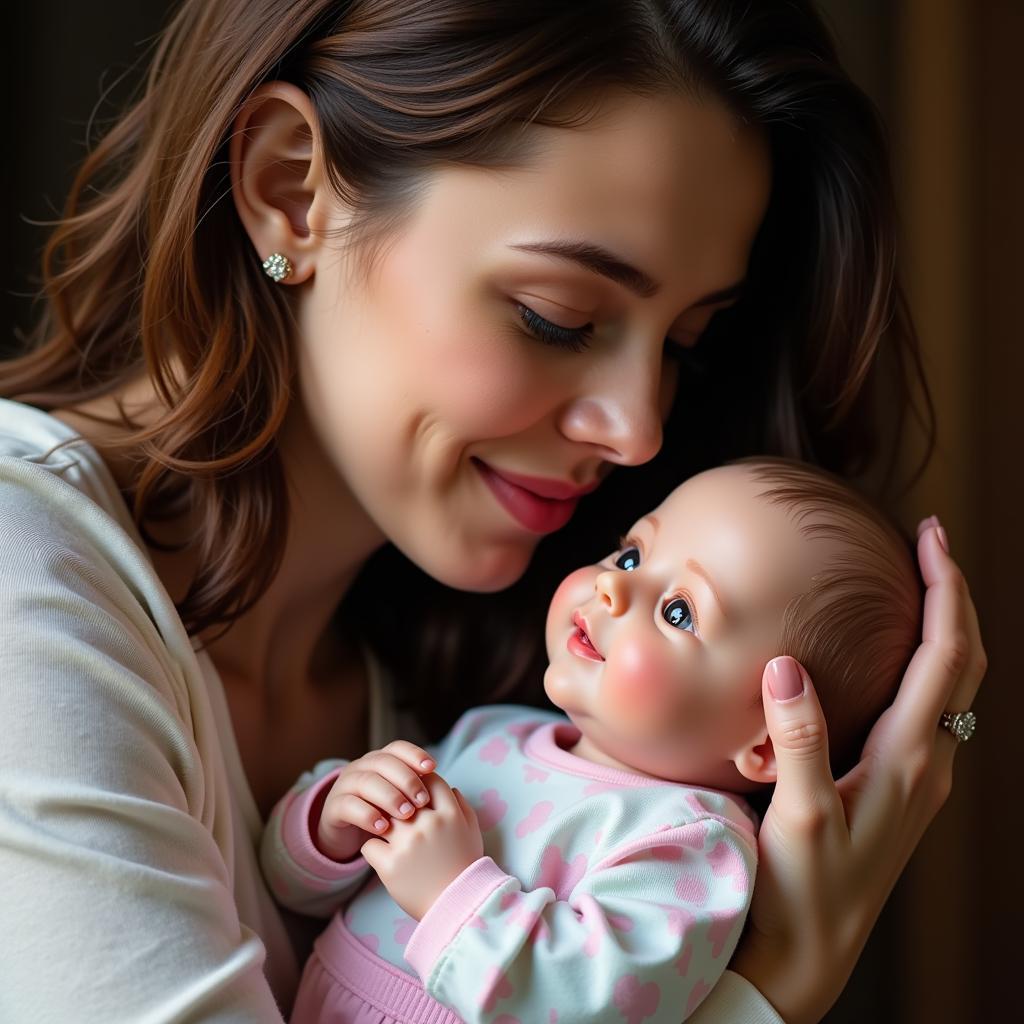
top-left (0, 397), bottom-right (206, 736)
top-left (0, 396), bottom-right (139, 531)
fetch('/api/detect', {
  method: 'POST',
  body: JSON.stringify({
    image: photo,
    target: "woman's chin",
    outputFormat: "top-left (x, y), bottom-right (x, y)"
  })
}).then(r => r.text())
top-left (418, 540), bottom-right (536, 593)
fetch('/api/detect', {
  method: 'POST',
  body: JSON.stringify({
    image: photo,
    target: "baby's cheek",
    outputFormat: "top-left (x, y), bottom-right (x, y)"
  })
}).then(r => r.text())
top-left (545, 568), bottom-right (595, 648)
top-left (604, 641), bottom-right (677, 724)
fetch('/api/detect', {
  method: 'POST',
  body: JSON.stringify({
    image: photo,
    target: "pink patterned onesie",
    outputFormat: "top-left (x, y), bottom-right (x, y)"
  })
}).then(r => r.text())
top-left (260, 704), bottom-right (759, 1024)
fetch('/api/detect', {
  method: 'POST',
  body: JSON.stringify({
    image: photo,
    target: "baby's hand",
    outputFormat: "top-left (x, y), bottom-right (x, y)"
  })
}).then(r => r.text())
top-left (361, 772), bottom-right (484, 921)
top-left (316, 741), bottom-right (436, 862)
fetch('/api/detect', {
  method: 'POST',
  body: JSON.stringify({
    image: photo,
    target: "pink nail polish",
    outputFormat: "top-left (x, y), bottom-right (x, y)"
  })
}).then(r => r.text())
top-left (936, 525), bottom-right (949, 553)
top-left (767, 657), bottom-right (804, 702)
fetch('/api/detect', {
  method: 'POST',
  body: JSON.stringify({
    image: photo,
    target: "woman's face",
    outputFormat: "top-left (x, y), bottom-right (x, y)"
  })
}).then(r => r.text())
top-left (296, 89), bottom-right (771, 591)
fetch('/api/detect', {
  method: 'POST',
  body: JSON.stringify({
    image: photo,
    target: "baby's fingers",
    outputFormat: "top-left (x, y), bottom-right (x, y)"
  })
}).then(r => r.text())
top-left (319, 792), bottom-right (391, 842)
top-left (380, 740), bottom-right (436, 776)
top-left (332, 767), bottom-right (424, 824)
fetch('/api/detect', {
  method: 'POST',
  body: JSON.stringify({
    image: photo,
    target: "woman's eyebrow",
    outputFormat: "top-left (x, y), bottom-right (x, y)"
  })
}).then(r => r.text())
top-left (508, 239), bottom-right (745, 306)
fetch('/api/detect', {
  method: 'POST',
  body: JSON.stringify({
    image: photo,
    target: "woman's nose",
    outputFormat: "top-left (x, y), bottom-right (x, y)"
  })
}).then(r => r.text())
top-left (556, 347), bottom-right (666, 466)
top-left (595, 569), bottom-right (630, 615)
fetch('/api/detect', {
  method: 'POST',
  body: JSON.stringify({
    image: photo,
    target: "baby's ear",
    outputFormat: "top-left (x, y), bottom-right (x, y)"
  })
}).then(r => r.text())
top-left (733, 731), bottom-right (777, 784)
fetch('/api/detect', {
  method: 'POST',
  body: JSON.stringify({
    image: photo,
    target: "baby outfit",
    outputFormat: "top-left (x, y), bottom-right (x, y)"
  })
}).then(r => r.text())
top-left (260, 703), bottom-right (759, 1024)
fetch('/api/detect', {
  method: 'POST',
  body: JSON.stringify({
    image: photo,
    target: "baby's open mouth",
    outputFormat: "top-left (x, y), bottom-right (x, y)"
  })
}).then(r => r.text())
top-left (570, 611), bottom-right (604, 661)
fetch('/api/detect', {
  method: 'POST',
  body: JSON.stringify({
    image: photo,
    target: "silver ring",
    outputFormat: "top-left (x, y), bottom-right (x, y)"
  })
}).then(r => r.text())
top-left (939, 710), bottom-right (976, 743)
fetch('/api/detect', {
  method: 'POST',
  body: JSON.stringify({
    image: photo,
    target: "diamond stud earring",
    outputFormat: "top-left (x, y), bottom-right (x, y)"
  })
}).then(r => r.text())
top-left (261, 252), bottom-right (293, 282)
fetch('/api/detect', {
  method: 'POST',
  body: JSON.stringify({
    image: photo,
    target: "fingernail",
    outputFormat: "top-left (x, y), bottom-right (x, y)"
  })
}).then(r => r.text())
top-left (767, 657), bottom-right (804, 702)
top-left (420, 759), bottom-right (434, 770)
top-left (373, 819), bottom-right (387, 831)
top-left (399, 802), bottom-right (413, 815)
top-left (935, 525), bottom-right (949, 554)
top-left (415, 792), bottom-right (428, 804)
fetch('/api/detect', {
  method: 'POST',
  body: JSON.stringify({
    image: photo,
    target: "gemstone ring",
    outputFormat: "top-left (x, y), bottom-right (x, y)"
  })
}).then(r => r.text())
top-left (939, 710), bottom-right (976, 743)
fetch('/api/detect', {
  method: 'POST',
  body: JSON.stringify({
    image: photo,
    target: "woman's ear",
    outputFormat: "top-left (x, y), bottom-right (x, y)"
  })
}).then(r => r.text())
top-left (228, 81), bottom-right (336, 285)
top-left (733, 730), bottom-right (777, 785)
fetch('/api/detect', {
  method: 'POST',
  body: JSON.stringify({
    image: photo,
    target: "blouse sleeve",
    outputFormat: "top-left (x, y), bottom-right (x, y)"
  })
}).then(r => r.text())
top-left (685, 971), bottom-right (784, 1024)
top-left (0, 470), bottom-right (286, 1022)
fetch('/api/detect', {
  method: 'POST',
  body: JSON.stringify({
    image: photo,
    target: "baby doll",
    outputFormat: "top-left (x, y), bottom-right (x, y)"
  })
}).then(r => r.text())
top-left (260, 456), bottom-right (921, 1024)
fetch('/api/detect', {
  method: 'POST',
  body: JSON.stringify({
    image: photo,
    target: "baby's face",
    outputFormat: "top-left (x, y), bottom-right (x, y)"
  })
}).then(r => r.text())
top-left (544, 464), bottom-right (836, 789)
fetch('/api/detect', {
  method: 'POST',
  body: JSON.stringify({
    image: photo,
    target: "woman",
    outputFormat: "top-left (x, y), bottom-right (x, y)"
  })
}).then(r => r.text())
top-left (0, 1), bottom-right (985, 1022)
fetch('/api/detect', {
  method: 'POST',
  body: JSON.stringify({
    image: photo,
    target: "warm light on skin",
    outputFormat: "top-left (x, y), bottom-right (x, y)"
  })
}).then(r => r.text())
top-left (280, 87), bottom-right (770, 594)
top-left (543, 464), bottom-right (845, 791)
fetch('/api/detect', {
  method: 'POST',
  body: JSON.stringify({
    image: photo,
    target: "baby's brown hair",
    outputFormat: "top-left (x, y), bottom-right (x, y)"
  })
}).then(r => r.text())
top-left (732, 456), bottom-right (923, 776)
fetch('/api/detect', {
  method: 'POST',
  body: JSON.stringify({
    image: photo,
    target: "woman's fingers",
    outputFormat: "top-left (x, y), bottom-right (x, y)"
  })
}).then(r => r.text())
top-left (876, 526), bottom-right (985, 755)
top-left (761, 657), bottom-right (843, 831)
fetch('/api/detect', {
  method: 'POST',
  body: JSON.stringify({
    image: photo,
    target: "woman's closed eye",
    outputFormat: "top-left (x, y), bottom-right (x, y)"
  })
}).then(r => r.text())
top-left (515, 302), bottom-right (593, 353)
top-left (515, 303), bottom-right (701, 355)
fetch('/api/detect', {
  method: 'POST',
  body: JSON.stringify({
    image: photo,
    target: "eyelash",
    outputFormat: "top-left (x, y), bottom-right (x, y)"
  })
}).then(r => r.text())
top-left (515, 303), bottom-right (593, 353)
top-left (612, 534), bottom-right (701, 635)
top-left (516, 302), bottom-right (702, 358)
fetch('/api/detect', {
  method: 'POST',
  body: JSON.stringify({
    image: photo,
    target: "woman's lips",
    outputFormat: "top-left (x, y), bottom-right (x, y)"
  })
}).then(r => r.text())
top-left (569, 611), bottom-right (604, 662)
top-left (473, 458), bottom-right (593, 534)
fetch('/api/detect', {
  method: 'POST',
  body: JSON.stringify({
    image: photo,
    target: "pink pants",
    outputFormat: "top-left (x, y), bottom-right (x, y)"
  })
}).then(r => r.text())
top-left (290, 915), bottom-right (463, 1024)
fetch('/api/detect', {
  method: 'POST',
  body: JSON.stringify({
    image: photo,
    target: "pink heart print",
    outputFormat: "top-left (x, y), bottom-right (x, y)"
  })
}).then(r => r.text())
top-left (479, 735), bottom-right (510, 766)
top-left (523, 764), bottom-right (549, 782)
top-left (706, 909), bottom-right (736, 959)
top-left (685, 978), bottom-right (712, 1016)
top-left (515, 800), bottom-right (554, 837)
top-left (479, 966), bottom-right (514, 1013)
top-left (476, 788), bottom-right (508, 831)
top-left (393, 916), bottom-right (416, 945)
top-left (675, 944), bottom-right (693, 977)
top-left (662, 903), bottom-right (696, 936)
top-left (613, 974), bottom-right (661, 1024)
top-left (681, 821), bottom-right (708, 849)
top-left (533, 844), bottom-right (588, 901)
top-left (529, 916), bottom-right (552, 945)
top-left (505, 720), bottom-right (535, 740)
top-left (675, 873), bottom-right (709, 905)
top-left (707, 840), bottom-right (749, 893)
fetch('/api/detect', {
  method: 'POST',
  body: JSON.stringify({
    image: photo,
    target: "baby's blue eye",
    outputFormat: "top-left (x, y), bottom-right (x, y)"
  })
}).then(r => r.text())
top-left (614, 547), bottom-right (640, 571)
top-left (663, 598), bottom-right (694, 632)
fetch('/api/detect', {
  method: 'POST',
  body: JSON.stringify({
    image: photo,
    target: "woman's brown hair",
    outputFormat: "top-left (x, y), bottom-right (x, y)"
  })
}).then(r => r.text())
top-left (2, 0), bottom-right (933, 739)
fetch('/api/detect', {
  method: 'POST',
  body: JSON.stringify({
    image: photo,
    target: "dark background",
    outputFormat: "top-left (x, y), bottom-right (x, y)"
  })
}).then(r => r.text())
top-left (4, 3), bottom-right (1022, 1020)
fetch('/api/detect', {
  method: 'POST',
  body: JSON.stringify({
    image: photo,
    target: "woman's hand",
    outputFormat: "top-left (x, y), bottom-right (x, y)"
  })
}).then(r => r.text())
top-left (730, 520), bottom-right (986, 1024)
top-left (316, 741), bottom-right (436, 861)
